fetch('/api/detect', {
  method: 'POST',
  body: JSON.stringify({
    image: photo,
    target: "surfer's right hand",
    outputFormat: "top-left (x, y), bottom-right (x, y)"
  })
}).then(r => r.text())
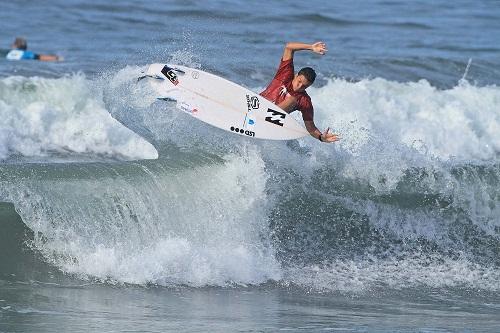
top-left (311, 42), bottom-right (328, 55)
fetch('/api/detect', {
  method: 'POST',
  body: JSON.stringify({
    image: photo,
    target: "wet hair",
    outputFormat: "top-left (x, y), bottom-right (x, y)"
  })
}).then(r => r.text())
top-left (13, 37), bottom-right (27, 50)
top-left (298, 67), bottom-right (316, 84)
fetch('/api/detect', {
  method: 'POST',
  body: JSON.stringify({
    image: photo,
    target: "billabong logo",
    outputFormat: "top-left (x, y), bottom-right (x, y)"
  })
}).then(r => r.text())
top-left (265, 108), bottom-right (286, 127)
top-left (279, 85), bottom-right (288, 97)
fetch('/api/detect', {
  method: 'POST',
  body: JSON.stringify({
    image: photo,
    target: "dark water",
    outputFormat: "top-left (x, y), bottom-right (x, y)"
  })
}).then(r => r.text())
top-left (1, 1), bottom-right (499, 332)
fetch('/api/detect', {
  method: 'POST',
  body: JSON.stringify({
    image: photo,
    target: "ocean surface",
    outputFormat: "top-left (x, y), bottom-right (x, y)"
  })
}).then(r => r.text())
top-left (1, 0), bottom-right (499, 332)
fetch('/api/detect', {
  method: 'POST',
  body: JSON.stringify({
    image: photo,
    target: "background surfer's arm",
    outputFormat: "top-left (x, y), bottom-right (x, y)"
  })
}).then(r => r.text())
top-left (38, 54), bottom-right (60, 61)
top-left (282, 42), bottom-right (328, 61)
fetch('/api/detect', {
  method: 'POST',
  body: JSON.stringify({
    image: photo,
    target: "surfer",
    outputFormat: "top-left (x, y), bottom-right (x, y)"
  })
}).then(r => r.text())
top-left (3, 37), bottom-right (61, 61)
top-left (260, 42), bottom-right (339, 143)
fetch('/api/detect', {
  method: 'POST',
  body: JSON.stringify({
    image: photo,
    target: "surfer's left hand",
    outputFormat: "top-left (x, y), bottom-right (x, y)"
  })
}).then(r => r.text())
top-left (320, 128), bottom-right (339, 143)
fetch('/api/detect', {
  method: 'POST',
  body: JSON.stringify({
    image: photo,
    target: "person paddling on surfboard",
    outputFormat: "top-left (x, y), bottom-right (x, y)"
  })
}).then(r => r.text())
top-left (3, 37), bottom-right (61, 61)
top-left (260, 42), bottom-right (339, 143)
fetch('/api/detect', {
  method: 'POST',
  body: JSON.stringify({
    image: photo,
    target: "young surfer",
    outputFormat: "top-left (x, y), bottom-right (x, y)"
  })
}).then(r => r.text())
top-left (3, 37), bottom-right (61, 61)
top-left (260, 41), bottom-right (339, 143)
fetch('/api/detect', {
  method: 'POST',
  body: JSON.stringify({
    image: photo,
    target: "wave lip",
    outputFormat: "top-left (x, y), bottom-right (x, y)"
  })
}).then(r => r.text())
top-left (2, 148), bottom-right (280, 287)
top-left (0, 74), bottom-right (158, 161)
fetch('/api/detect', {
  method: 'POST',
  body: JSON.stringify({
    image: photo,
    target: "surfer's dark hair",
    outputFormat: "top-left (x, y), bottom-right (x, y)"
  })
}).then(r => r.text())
top-left (13, 37), bottom-right (27, 50)
top-left (298, 67), bottom-right (316, 84)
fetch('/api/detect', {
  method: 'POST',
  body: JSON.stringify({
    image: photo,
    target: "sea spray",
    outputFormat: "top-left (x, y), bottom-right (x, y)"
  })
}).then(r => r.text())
top-left (0, 74), bottom-right (158, 161)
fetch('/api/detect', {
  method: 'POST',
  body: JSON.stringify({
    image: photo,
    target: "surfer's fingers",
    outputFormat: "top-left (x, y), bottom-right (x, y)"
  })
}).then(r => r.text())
top-left (313, 42), bottom-right (327, 55)
top-left (328, 133), bottom-right (340, 141)
top-left (314, 42), bottom-right (326, 50)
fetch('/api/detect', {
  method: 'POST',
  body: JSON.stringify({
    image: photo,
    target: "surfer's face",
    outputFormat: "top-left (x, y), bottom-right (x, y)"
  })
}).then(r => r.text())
top-left (292, 74), bottom-right (312, 92)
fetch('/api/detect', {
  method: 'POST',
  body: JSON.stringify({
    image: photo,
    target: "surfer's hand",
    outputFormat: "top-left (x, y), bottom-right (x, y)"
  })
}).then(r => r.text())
top-left (311, 42), bottom-right (327, 55)
top-left (320, 128), bottom-right (339, 143)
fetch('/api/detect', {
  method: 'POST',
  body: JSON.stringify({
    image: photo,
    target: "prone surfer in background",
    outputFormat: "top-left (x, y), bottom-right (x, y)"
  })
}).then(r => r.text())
top-left (2, 37), bottom-right (61, 61)
top-left (260, 41), bottom-right (339, 143)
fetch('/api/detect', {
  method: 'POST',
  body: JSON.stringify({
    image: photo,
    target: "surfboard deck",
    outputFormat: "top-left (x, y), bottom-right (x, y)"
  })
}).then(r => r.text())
top-left (140, 63), bottom-right (309, 140)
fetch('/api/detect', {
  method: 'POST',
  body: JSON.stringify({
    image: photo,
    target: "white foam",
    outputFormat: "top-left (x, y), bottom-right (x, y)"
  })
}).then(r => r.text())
top-left (309, 78), bottom-right (500, 162)
top-left (285, 255), bottom-right (500, 293)
top-left (13, 147), bottom-right (280, 286)
top-left (0, 74), bottom-right (158, 160)
top-left (4, 69), bottom-right (499, 292)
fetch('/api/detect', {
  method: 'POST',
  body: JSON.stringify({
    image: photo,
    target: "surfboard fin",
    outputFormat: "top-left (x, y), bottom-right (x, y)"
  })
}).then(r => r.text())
top-left (137, 74), bottom-right (164, 82)
top-left (157, 97), bottom-right (177, 102)
top-left (171, 68), bottom-right (185, 74)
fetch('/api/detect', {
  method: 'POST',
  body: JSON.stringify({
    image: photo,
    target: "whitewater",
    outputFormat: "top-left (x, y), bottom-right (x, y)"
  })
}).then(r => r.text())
top-left (1, 66), bottom-right (498, 294)
top-left (1, 1), bottom-right (500, 331)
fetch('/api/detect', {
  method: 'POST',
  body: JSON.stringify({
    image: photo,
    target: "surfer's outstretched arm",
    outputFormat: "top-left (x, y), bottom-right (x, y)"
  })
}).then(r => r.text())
top-left (304, 120), bottom-right (339, 143)
top-left (282, 42), bottom-right (328, 61)
top-left (37, 54), bottom-right (60, 61)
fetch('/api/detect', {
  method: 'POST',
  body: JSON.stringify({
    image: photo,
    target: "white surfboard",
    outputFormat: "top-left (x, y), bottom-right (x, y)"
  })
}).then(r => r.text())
top-left (140, 63), bottom-right (309, 140)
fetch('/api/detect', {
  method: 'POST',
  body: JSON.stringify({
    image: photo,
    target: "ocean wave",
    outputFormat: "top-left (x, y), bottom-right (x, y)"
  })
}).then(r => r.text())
top-left (0, 74), bottom-right (158, 161)
top-left (0, 148), bottom-right (280, 286)
top-left (1, 66), bottom-right (499, 293)
top-left (284, 255), bottom-right (500, 293)
top-left (309, 77), bottom-right (500, 163)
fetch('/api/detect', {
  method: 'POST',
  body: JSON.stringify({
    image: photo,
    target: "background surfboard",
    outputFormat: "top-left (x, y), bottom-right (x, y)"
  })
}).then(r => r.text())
top-left (141, 63), bottom-right (309, 140)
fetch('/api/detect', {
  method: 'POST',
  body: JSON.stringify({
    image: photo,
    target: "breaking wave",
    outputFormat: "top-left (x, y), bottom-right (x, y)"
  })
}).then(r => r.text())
top-left (1, 66), bottom-right (499, 294)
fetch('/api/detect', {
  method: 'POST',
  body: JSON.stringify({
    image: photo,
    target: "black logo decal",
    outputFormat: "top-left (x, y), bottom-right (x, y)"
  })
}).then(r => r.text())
top-left (161, 65), bottom-right (179, 86)
top-left (230, 126), bottom-right (255, 137)
top-left (250, 96), bottom-right (259, 109)
top-left (246, 95), bottom-right (260, 112)
top-left (265, 108), bottom-right (286, 127)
